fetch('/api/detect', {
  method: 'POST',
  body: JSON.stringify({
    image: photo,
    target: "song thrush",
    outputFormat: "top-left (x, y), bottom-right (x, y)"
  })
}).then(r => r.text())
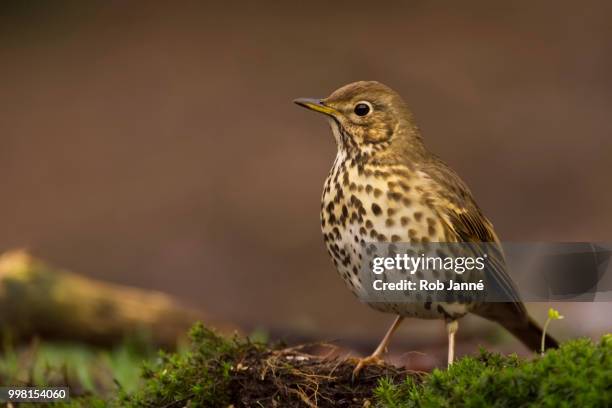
top-left (294, 81), bottom-right (558, 376)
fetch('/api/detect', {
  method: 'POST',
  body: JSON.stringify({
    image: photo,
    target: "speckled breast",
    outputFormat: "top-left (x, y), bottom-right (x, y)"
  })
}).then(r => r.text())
top-left (320, 153), bottom-right (473, 320)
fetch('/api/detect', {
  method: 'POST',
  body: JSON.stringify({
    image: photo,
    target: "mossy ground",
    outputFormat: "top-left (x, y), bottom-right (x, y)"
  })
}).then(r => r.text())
top-left (1, 325), bottom-right (610, 407)
top-left (126, 324), bottom-right (409, 407)
top-left (375, 336), bottom-right (612, 408)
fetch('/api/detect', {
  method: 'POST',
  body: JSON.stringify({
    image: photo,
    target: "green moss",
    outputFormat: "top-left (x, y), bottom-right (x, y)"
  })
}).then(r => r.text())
top-left (123, 323), bottom-right (406, 407)
top-left (3, 327), bottom-right (610, 407)
top-left (126, 325), bottom-right (611, 407)
top-left (374, 335), bottom-right (612, 408)
top-left (124, 323), bottom-right (264, 407)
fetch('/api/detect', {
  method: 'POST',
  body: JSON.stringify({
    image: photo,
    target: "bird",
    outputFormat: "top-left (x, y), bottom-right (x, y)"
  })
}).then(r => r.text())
top-left (294, 81), bottom-right (558, 376)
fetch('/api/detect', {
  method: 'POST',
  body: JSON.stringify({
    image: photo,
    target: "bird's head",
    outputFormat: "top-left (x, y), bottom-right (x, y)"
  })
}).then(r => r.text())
top-left (294, 81), bottom-right (423, 157)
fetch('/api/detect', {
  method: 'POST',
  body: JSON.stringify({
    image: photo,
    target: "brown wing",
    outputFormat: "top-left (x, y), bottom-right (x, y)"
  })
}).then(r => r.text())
top-left (420, 157), bottom-right (525, 313)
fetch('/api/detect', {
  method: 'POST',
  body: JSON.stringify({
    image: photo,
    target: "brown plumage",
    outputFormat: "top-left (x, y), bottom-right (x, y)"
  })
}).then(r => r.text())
top-left (295, 81), bottom-right (557, 375)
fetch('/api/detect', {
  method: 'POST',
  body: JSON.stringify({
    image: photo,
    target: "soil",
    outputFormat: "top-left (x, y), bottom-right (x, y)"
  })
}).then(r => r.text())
top-left (225, 343), bottom-right (420, 408)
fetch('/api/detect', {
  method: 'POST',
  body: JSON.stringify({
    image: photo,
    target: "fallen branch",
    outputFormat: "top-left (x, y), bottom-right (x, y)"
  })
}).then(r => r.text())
top-left (0, 250), bottom-right (233, 349)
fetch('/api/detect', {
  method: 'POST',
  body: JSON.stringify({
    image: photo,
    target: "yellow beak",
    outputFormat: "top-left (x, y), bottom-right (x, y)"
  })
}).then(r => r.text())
top-left (293, 98), bottom-right (339, 116)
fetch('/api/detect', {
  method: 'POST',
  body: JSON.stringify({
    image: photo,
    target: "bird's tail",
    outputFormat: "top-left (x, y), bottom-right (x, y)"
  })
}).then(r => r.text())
top-left (501, 315), bottom-right (559, 352)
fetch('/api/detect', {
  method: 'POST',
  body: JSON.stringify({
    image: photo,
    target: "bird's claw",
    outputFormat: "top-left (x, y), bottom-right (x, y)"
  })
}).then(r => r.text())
top-left (351, 354), bottom-right (385, 380)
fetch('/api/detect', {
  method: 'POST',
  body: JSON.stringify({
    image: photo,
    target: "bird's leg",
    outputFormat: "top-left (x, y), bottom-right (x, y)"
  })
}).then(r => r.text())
top-left (352, 315), bottom-right (404, 378)
top-left (446, 320), bottom-right (459, 366)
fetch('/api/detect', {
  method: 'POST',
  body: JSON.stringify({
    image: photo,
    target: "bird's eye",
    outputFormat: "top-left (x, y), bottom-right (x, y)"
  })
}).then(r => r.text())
top-left (354, 101), bottom-right (372, 117)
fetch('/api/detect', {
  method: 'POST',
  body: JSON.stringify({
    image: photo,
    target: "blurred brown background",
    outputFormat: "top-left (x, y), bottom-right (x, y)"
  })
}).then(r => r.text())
top-left (1, 1), bottom-right (611, 362)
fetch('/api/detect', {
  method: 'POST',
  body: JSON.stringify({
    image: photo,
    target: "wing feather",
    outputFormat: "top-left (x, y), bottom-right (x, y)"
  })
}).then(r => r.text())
top-left (418, 158), bottom-right (525, 313)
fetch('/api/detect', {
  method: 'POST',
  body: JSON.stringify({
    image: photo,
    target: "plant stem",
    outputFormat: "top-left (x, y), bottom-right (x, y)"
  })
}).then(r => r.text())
top-left (541, 318), bottom-right (551, 355)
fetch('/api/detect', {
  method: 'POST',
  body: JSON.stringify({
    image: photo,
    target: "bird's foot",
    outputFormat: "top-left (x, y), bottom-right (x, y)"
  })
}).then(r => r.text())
top-left (351, 354), bottom-right (385, 380)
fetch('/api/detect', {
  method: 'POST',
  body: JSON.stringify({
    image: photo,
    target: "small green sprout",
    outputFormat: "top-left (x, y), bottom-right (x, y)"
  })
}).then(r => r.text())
top-left (541, 307), bottom-right (564, 355)
top-left (547, 308), bottom-right (564, 320)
